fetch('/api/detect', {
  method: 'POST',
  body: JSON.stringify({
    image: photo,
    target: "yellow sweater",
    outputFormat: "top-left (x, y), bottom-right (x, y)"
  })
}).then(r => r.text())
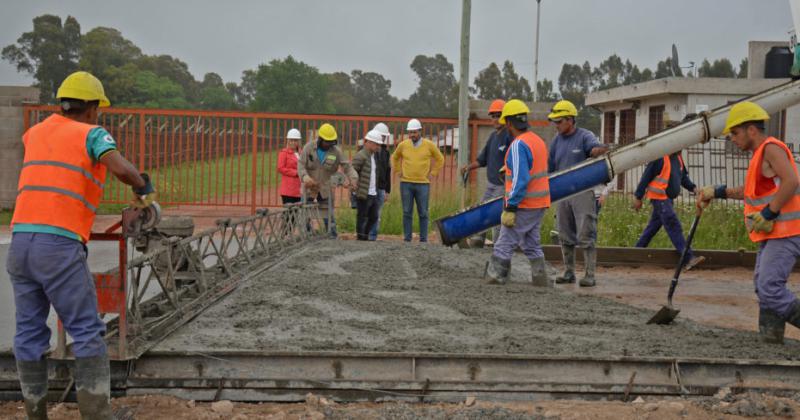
top-left (391, 138), bottom-right (445, 184)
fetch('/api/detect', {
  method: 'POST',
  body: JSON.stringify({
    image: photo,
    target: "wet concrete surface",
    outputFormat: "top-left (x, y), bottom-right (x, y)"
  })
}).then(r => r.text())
top-left (157, 240), bottom-right (800, 360)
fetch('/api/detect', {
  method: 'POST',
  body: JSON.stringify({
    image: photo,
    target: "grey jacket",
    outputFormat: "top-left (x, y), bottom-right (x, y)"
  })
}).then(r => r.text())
top-left (298, 142), bottom-right (357, 199)
top-left (351, 148), bottom-right (377, 200)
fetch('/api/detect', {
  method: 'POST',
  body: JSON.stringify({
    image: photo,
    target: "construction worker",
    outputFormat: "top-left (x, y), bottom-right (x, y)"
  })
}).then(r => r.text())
top-left (633, 117), bottom-right (705, 271)
top-left (484, 99), bottom-right (552, 287)
top-left (298, 123), bottom-right (358, 238)
top-left (368, 122), bottom-right (392, 241)
top-left (391, 118), bottom-right (444, 242)
top-left (460, 99), bottom-right (513, 246)
top-left (698, 101), bottom-right (800, 344)
top-left (351, 130), bottom-right (385, 240)
top-left (7, 71), bottom-right (152, 419)
top-left (548, 100), bottom-right (608, 287)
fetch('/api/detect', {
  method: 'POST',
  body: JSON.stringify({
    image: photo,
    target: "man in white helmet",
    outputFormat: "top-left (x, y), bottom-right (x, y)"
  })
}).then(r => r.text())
top-left (369, 122), bottom-right (393, 240)
top-left (391, 118), bottom-right (444, 242)
top-left (351, 130), bottom-right (386, 240)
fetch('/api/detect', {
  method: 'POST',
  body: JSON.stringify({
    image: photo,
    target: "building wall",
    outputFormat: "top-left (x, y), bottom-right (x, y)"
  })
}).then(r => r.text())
top-left (748, 41), bottom-right (788, 79)
top-left (0, 86), bottom-right (39, 209)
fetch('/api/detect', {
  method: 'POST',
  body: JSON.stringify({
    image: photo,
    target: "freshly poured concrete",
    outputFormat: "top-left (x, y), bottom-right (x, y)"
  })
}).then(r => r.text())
top-left (157, 240), bottom-right (800, 360)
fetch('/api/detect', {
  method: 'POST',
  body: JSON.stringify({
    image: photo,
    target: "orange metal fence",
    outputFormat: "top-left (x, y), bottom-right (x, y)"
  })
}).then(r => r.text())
top-left (22, 105), bottom-right (547, 212)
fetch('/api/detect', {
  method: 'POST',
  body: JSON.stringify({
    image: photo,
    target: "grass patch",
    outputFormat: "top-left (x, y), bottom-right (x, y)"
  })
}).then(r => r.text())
top-left (337, 190), bottom-right (756, 251)
top-left (0, 210), bottom-right (12, 226)
top-left (101, 151), bottom-right (279, 205)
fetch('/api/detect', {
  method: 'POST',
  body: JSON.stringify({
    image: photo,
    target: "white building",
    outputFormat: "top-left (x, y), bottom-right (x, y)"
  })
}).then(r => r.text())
top-left (585, 41), bottom-right (800, 194)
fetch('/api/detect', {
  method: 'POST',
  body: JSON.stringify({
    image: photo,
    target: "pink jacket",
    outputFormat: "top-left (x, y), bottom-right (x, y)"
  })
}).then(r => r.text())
top-left (278, 147), bottom-right (301, 198)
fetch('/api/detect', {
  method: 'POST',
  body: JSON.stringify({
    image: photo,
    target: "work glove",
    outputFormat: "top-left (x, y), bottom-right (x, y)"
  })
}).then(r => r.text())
top-left (697, 184), bottom-right (726, 209)
top-left (501, 206), bottom-right (517, 228)
top-left (131, 173), bottom-right (156, 209)
top-left (747, 207), bottom-right (779, 234)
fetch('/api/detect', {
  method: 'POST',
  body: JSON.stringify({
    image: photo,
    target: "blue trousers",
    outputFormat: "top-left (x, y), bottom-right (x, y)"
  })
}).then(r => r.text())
top-left (635, 199), bottom-right (694, 263)
top-left (754, 236), bottom-right (800, 317)
top-left (368, 189), bottom-right (386, 241)
top-left (493, 208), bottom-right (545, 260)
top-left (6, 233), bottom-right (106, 361)
top-left (400, 182), bottom-right (430, 242)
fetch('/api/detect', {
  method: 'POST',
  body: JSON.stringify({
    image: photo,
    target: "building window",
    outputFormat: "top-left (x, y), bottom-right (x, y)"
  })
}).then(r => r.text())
top-left (603, 112), bottom-right (616, 144)
top-left (619, 109), bottom-right (636, 145)
top-left (648, 105), bottom-right (665, 135)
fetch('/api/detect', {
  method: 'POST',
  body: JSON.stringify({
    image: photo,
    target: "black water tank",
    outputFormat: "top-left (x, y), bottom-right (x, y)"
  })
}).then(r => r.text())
top-left (764, 46), bottom-right (792, 78)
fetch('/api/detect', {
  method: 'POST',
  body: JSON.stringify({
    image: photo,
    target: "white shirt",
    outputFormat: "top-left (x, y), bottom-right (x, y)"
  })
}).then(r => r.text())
top-left (368, 154), bottom-right (377, 196)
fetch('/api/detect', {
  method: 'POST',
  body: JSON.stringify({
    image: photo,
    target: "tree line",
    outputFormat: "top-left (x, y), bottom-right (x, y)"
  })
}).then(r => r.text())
top-left (4, 14), bottom-right (747, 126)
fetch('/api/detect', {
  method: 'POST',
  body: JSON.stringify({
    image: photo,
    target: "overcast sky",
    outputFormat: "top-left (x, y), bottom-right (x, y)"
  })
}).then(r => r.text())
top-left (0, 0), bottom-right (794, 98)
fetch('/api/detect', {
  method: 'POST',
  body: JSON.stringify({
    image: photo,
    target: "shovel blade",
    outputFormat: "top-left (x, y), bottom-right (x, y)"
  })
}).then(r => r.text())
top-left (647, 305), bottom-right (680, 325)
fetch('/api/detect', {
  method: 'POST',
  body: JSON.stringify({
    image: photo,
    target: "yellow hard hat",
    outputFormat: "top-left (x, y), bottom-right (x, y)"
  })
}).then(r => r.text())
top-left (56, 71), bottom-right (110, 107)
top-left (722, 101), bottom-right (769, 134)
top-left (318, 123), bottom-right (338, 141)
top-left (498, 99), bottom-right (530, 124)
top-left (547, 100), bottom-right (578, 120)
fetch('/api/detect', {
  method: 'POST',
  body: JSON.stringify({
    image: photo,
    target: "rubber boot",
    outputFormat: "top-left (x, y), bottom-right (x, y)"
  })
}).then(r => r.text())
top-left (759, 307), bottom-right (786, 344)
top-left (556, 245), bottom-right (576, 284)
top-left (784, 300), bottom-right (800, 330)
top-left (75, 355), bottom-right (113, 420)
top-left (530, 257), bottom-right (554, 288)
top-left (579, 247), bottom-right (597, 287)
top-left (484, 255), bottom-right (510, 285)
top-left (16, 359), bottom-right (49, 420)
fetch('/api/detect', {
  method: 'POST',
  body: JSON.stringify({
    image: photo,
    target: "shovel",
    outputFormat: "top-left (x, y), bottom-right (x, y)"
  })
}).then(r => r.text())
top-left (647, 207), bottom-right (703, 325)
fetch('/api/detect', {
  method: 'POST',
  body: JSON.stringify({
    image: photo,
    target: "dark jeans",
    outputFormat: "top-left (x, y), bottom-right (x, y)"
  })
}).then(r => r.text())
top-left (368, 189), bottom-right (386, 241)
top-left (400, 182), bottom-right (430, 242)
top-left (356, 195), bottom-right (380, 240)
top-left (281, 195), bottom-right (301, 231)
top-left (635, 198), bottom-right (693, 263)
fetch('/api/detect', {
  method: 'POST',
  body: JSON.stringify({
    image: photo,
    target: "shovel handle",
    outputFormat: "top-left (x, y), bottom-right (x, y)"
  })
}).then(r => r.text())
top-left (667, 208), bottom-right (703, 304)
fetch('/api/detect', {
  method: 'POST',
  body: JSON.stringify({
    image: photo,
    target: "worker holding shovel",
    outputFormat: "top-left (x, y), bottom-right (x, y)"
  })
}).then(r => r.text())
top-left (698, 101), bottom-right (800, 344)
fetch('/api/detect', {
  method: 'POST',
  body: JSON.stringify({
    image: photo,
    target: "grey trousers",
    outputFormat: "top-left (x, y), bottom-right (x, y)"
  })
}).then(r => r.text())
top-left (556, 190), bottom-right (597, 248)
top-left (493, 208), bottom-right (546, 260)
top-left (481, 183), bottom-right (505, 241)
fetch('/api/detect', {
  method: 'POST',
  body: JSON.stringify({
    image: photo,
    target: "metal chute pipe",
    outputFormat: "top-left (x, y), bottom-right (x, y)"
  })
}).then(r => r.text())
top-left (436, 79), bottom-right (800, 246)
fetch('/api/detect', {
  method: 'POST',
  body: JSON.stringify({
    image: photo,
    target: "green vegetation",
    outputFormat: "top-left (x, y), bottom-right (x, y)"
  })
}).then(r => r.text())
top-left (0, 210), bottom-right (12, 225)
top-left (337, 191), bottom-right (756, 251)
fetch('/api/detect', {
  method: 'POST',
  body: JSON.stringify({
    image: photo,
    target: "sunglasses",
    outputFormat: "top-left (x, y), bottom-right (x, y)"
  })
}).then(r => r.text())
top-left (489, 112), bottom-right (501, 119)
top-left (549, 118), bottom-right (566, 124)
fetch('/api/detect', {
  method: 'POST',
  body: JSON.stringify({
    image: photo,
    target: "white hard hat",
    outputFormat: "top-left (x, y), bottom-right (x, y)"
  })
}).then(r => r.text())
top-left (406, 118), bottom-right (422, 131)
top-left (287, 128), bottom-right (302, 140)
top-left (373, 122), bottom-right (390, 136)
top-left (364, 130), bottom-right (384, 145)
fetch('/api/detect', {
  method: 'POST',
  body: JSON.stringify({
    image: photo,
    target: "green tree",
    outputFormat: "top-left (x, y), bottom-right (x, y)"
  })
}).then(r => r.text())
top-left (326, 72), bottom-right (357, 114)
top-left (79, 27), bottom-right (142, 80)
top-left (472, 62), bottom-right (503, 100)
top-left (500, 60), bottom-right (533, 100)
top-left (698, 58), bottom-right (736, 78)
top-left (738, 58), bottom-right (748, 78)
top-left (2, 14), bottom-right (82, 102)
top-left (403, 54), bottom-right (457, 117)
top-left (129, 71), bottom-right (189, 109)
top-left (137, 54), bottom-right (200, 103)
top-left (246, 56), bottom-right (333, 113)
top-left (536, 79), bottom-right (559, 102)
top-left (198, 72), bottom-right (236, 110)
top-left (350, 70), bottom-right (398, 115)
top-left (654, 57), bottom-right (682, 79)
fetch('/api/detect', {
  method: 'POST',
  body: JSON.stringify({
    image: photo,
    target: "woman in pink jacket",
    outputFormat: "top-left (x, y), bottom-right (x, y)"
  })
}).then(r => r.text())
top-left (278, 128), bottom-right (302, 204)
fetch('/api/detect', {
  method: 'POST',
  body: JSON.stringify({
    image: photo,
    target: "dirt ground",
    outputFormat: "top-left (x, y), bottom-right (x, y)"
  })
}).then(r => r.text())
top-left (156, 239), bottom-right (800, 359)
top-left (1, 391), bottom-right (798, 419)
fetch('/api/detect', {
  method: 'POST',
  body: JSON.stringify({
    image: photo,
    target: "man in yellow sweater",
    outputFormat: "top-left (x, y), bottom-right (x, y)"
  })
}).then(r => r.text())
top-left (391, 118), bottom-right (445, 242)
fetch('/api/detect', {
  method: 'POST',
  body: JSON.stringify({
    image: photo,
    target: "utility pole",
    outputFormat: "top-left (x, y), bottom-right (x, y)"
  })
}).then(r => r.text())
top-left (458, 0), bottom-right (471, 208)
top-left (533, 0), bottom-right (542, 102)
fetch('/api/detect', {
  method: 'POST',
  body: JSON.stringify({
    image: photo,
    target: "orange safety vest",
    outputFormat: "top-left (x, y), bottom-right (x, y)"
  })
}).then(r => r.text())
top-left (743, 137), bottom-right (800, 242)
top-left (645, 154), bottom-right (685, 200)
top-left (504, 131), bottom-right (550, 209)
top-left (11, 114), bottom-right (108, 242)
